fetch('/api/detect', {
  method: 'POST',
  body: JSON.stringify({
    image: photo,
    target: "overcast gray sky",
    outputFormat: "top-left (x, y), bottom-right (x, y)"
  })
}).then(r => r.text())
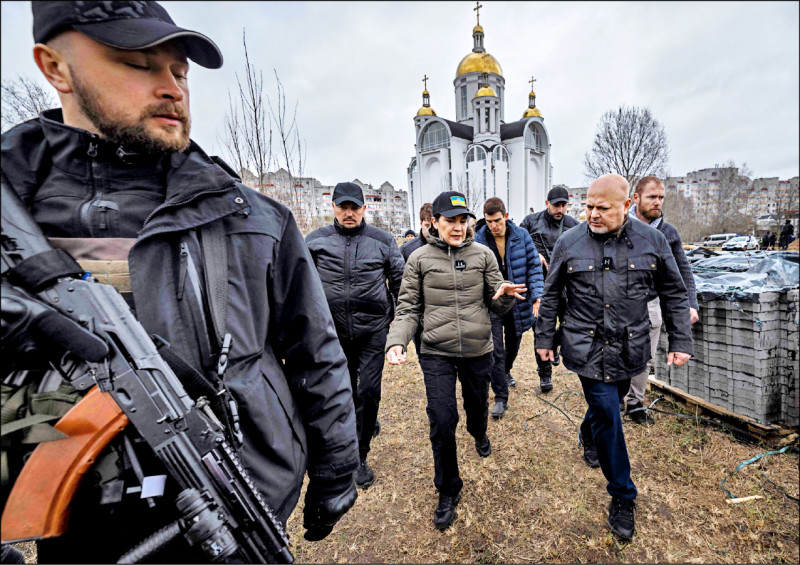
top-left (2, 1), bottom-right (798, 189)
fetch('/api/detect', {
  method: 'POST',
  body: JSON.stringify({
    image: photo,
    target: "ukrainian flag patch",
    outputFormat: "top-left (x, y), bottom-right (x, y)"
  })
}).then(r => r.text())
top-left (450, 196), bottom-right (466, 207)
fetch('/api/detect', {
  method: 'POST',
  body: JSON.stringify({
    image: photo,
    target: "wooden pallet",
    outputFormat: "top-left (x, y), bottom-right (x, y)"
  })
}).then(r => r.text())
top-left (647, 377), bottom-right (798, 445)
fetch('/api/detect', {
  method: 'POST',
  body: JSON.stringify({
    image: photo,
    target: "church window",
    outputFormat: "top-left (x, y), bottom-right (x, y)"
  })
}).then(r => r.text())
top-left (420, 122), bottom-right (450, 151)
top-left (466, 145), bottom-right (487, 165)
top-left (493, 145), bottom-right (509, 163)
top-left (525, 124), bottom-right (543, 153)
top-left (460, 86), bottom-right (468, 119)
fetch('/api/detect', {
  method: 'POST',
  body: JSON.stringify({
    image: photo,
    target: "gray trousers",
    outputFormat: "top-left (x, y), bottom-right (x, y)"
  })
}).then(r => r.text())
top-left (625, 297), bottom-right (662, 407)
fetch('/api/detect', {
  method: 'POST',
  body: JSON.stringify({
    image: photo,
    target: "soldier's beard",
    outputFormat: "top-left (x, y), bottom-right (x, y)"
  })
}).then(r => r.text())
top-left (71, 68), bottom-right (191, 154)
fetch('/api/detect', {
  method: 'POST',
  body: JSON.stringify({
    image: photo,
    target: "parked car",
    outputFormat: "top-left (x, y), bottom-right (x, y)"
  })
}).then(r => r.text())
top-left (721, 235), bottom-right (759, 251)
top-left (701, 233), bottom-right (738, 247)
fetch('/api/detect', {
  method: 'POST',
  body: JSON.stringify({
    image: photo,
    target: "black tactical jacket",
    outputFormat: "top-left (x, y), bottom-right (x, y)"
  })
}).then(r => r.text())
top-left (1, 111), bottom-right (359, 525)
top-left (400, 229), bottom-right (427, 261)
top-left (534, 220), bottom-right (693, 382)
top-left (305, 220), bottom-right (406, 341)
top-left (520, 209), bottom-right (579, 258)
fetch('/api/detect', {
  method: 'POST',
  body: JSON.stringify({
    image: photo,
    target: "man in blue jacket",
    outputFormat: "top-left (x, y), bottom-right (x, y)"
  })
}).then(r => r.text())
top-left (306, 182), bottom-right (406, 489)
top-left (475, 197), bottom-right (544, 418)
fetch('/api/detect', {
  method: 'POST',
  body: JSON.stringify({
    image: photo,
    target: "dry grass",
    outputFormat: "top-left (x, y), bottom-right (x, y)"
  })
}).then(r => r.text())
top-left (11, 333), bottom-right (798, 563)
top-left (285, 332), bottom-right (799, 564)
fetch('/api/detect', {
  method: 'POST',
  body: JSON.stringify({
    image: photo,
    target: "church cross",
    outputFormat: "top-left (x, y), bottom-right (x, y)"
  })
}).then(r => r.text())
top-left (422, 75), bottom-right (429, 90)
top-left (474, 1), bottom-right (483, 25)
top-left (529, 76), bottom-right (537, 90)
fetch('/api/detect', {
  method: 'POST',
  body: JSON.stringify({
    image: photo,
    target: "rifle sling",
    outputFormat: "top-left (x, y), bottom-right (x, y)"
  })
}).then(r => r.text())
top-left (199, 221), bottom-right (228, 349)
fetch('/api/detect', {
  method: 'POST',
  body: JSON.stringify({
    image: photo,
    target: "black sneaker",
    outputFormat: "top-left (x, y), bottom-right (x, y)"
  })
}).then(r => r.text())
top-left (626, 403), bottom-right (654, 426)
top-left (491, 400), bottom-right (508, 419)
top-left (373, 419), bottom-right (381, 438)
top-left (354, 459), bottom-right (375, 490)
top-left (578, 431), bottom-right (600, 468)
top-left (539, 374), bottom-right (553, 393)
top-left (608, 496), bottom-right (636, 541)
top-left (506, 373), bottom-right (516, 387)
top-left (433, 491), bottom-right (462, 530)
top-left (475, 434), bottom-right (492, 457)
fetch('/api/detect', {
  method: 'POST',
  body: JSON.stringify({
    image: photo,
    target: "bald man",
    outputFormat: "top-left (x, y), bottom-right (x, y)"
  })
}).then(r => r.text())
top-left (535, 174), bottom-right (693, 541)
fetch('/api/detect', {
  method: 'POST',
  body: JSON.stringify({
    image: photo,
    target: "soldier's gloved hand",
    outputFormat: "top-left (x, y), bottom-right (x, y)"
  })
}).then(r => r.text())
top-left (302, 474), bottom-right (358, 541)
top-left (1, 282), bottom-right (108, 369)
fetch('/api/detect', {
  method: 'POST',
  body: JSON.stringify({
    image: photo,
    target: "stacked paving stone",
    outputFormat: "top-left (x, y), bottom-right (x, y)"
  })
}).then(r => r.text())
top-left (655, 289), bottom-right (798, 426)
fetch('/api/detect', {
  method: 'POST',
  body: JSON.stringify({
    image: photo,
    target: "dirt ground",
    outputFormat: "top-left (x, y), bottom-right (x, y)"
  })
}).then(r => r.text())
top-left (285, 332), bottom-right (799, 564)
top-left (11, 333), bottom-right (798, 564)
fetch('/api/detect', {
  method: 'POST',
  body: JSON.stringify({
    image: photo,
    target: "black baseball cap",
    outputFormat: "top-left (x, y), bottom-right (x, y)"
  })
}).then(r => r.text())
top-left (32, 1), bottom-right (223, 69)
top-left (546, 186), bottom-right (569, 204)
top-left (332, 182), bottom-right (364, 207)
top-left (432, 191), bottom-right (475, 219)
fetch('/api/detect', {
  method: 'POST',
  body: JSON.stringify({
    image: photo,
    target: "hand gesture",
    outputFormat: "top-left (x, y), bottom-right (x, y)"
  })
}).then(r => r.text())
top-left (492, 283), bottom-right (527, 300)
top-left (386, 345), bottom-right (406, 365)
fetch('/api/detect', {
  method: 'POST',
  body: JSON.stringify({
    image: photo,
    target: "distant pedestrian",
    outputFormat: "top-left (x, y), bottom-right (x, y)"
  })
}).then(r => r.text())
top-left (385, 191), bottom-right (526, 531)
top-left (400, 202), bottom-right (433, 354)
top-left (768, 231), bottom-right (777, 250)
top-left (535, 173), bottom-right (693, 542)
top-left (780, 220), bottom-right (794, 250)
top-left (474, 197), bottom-right (543, 419)
top-left (403, 229), bottom-right (416, 242)
top-left (306, 182), bottom-right (406, 490)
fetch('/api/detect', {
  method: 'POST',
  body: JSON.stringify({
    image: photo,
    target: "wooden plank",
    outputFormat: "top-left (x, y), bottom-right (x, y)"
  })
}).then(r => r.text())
top-left (648, 378), bottom-right (796, 439)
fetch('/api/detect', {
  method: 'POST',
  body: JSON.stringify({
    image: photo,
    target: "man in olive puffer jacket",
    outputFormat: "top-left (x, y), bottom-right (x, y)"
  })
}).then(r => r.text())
top-left (306, 182), bottom-right (406, 490)
top-left (385, 191), bottom-right (526, 531)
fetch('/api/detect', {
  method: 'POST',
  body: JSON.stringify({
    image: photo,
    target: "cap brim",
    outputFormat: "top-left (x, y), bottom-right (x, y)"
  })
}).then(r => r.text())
top-left (549, 198), bottom-right (568, 204)
top-left (73, 18), bottom-right (223, 69)
top-left (438, 208), bottom-right (476, 219)
top-left (333, 196), bottom-right (364, 207)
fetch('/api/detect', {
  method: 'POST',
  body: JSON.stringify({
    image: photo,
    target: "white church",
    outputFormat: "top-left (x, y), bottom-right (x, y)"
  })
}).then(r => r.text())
top-left (407, 4), bottom-right (552, 223)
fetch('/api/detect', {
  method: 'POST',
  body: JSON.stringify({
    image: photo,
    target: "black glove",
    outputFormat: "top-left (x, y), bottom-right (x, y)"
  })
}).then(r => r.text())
top-left (302, 474), bottom-right (357, 541)
top-left (1, 282), bottom-right (108, 370)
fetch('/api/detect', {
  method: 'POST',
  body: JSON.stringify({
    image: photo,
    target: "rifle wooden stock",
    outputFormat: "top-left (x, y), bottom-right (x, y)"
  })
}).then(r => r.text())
top-left (1, 387), bottom-right (128, 542)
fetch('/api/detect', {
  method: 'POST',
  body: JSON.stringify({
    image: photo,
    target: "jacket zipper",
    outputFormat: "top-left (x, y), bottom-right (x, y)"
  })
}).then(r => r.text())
top-left (79, 137), bottom-right (101, 236)
top-left (450, 246), bottom-right (462, 355)
top-left (344, 236), bottom-right (352, 339)
top-left (177, 242), bottom-right (189, 301)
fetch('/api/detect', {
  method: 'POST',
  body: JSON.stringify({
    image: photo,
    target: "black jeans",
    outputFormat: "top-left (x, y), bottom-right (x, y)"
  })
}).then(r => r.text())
top-left (340, 327), bottom-right (387, 459)
top-left (419, 353), bottom-right (493, 497)
top-left (579, 376), bottom-right (637, 500)
top-left (490, 312), bottom-right (521, 402)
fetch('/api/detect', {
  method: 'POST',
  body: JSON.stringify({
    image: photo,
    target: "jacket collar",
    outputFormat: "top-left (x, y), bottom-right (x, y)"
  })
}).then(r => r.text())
top-left (628, 204), bottom-right (664, 229)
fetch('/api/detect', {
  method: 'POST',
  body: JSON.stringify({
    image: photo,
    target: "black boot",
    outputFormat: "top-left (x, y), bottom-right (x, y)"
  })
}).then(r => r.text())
top-left (491, 400), bottom-right (508, 419)
top-left (354, 458), bottom-right (375, 489)
top-left (475, 434), bottom-right (492, 457)
top-left (539, 373), bottom-right (553, 393)
top-left (433, 491), bottom-right (462, 530)
top-left (506, 372), bottom-right (516, 388)
top-left (608, 496), bottom-right (636, 541)
top-left (578, 431), bottom-right (600, 468)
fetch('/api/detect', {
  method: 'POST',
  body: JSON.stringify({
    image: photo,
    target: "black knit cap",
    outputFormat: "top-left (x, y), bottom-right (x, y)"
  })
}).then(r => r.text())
top-left (32, 1), bottom-right (223, 69)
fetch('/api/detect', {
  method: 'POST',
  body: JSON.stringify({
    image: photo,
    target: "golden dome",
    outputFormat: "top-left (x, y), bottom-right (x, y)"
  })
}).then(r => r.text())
top-left (417, 106), bottom-right (437, 116)
top-left (456, 51), bottom-right (503, 78)
top-left (473, 24), bottom-right (484, 33)
top-left (475, 85), bottom-right (498, 98)
top-left (522, 107), bottom-right (542, 118)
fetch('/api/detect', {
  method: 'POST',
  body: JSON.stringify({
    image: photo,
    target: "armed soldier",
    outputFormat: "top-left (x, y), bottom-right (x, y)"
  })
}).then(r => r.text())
top-left (520, 185), bottom-right (579, 392)
top-left (1, 2), bottom-right (359, 562)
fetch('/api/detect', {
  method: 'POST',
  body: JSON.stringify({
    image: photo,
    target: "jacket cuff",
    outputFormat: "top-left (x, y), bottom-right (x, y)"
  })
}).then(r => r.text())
top-left (534, 336), bottom-right (553, 350)
top-left (667, 337), bottom-right (694, 356)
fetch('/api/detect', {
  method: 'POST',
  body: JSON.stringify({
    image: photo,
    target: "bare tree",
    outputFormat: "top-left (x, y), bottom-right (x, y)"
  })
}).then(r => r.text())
top-left (219, 30), bottom-right (309, 229)
top-left (583, 105), bottom-right (670, 196)
top-left (453, 173), bottom-right (484, 217)
top-left (1, 75), bottom-right (59, 132)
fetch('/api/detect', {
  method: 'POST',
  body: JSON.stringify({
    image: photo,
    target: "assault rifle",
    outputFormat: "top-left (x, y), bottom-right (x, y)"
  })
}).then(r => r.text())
top-left (0, 180), bottom-right (293, 563)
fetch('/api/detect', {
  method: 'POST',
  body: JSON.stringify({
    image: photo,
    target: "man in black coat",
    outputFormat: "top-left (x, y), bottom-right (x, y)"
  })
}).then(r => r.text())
top-left (624, 177), bottom-right (699, 424)
top-left (1, 2), bottom-right (359, 561)
top-left (401, 202), bottom-right (433, 261)
top-left (780, 220), bottom-right (795, 250)
top-left (306, 183), bottom-right (406, 490)
top-left (535, 174), bottom-right (693, 542)
top-left (519, 186), bottom-right (579, 392)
